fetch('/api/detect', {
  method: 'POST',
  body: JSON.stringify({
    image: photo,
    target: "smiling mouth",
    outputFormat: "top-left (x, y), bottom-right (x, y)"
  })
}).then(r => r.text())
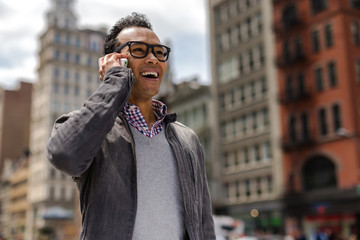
top-left (141, 72), bottom-right (159, 79)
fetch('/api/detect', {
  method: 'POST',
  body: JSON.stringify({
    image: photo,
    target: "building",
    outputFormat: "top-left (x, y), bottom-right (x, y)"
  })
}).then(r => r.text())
top-left (273, 0), bottom-right (360, 238)
top-left (155, 40), bottom-right (176, 104)
top-left (0, 155), bottom-right (30, 240)
top-left (208, 0), bottom-right (284, 234)
top-left (0, 160), bottom-right (11, 238)
top-left (167, 78), bottom-right (213, 183)
top-left (0, 81), bottom-right (32, 178)
top-left (27, 0), bottom-right (106, 239)
top-left (0, 81), bottom-right (32, 239)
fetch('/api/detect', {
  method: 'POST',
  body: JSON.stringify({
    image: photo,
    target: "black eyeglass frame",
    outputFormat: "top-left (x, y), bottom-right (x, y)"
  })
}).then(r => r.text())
top-left (113, 41), bottom-right (171, 62)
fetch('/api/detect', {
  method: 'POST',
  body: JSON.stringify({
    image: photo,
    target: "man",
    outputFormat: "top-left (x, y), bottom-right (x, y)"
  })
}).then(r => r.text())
top-left (46, 12), bottom-right (215, 240)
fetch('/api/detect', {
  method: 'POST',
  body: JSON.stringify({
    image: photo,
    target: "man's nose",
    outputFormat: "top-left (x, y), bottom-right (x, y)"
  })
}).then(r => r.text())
top-left (145, 49), bottom-right (159, 64)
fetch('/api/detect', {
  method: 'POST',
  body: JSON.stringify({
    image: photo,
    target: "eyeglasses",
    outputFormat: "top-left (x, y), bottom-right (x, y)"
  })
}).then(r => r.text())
top-left (114, 41), bottom-right (171, 62)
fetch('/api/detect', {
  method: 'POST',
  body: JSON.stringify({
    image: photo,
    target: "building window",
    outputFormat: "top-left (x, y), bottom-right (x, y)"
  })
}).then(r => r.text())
top-left (328, 61), bottom-right (337, 87)
top-left (286, 75), bottom-right (294, 100)
top-left (49, 186), bottom-right (55, 200)
top-left (311, 0), bottom-right (328, 14)
top-left (75, 37), bottom-right (81, 48)
top-left (256, 12), bottom-right (263, 33)
top-left (332, 104), bottom-right (342, 131)
top-left (261, 77), bottom-right (267, 95)
top-left (315, 67), bottom-right (324, 91)
top-left (237, 23), bottom-right (242, 43)
top-left (301, 112), bottom-right (310, 141)
top-left (240, 85), bottom-right (245, 104)
top-left (262, 108), bottom-right (269, 128)
top-left (231, 26), bottom-right (239, 47)
top-left (87, 89), bottom-right (92, 98)
top-left (74, 86), bottom-right (80, 96)
top-left (246, 17), bottom-right (252, 38)
top-left (254, 145), bottom-right (260, 162)
top-left (245, 179), bottom-right (251, 197)
top-left (249, 49), bottom-right (254, 70)
top-left (74, 72), bottom-right (80, 81)
top-left (351, 21), bottom-right (360, 46)
top-left (298, 72), bottom-right (306, 96)
top-left (356, 60), bottom-right (360, 84)
top-left (54, 32), bottom-right (61, 43)
top-left (243, 147), bottom-right (249, 164)
top-left (295, 37), bottom-right (303, 59)
top-left (267, 175), bottom-right (273, 193)
top-left (259, 45), bottom-right (265, 66)
top-left (64, 85), bottom-right (69, 95)
top-left (246, 0), bottom-right (251, 9)
top-left (53, 68), bottom-right (60, 79)
top-left (74, 54), bottom-right (80, 64)
top-left (216, 35), bottom-right (222, 52)
top-left (50, 168), bottom-right (56, 179)
top-left (61, 187), bottom-right (66, 200)
top-left (65, 34), bottom-right (71, 45)
top-left (289, 115), bottom-right (297, 142)
top-left (349, 0), bottom-right (360, 10)
top-left (65, 69), bottom-right (70, 80)
top-left (65, 52), bottom-right (70, 62)
top-left (241, 115), bottom-right (247, 133)
top-left (222, 30), bottom-right (230, 51)
top-left (256, 177), bottom-right (262, 195)
top-left (53, 82), bottom-right (59, 93)
top-left (324, 23), bottom-right (333, 47)
top-left (250, 81), bottom-right (256, 100)
top-left (225, 183), bottom-right (230, 200)
top-left (252, 112), bottom-right (257, 131)
top-left (282, 4), bottom-right (298, 29)
top-left (262, 142), bottom-right (272, 161)
top-left (312, 30), bottom-right (320, 52)
top-left (283, 41), bottom-right (291, 63)
top-left (318, 108), bottom-right (328, 136)
top-left (54, 50), bottom-right (60, 60)
top-left (220, 3), bottom-right (229, 23)
top-left (235, 181), bottom-right (240, 198)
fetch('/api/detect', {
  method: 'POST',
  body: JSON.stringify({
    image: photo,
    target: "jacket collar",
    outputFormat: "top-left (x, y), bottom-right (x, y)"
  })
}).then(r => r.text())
top-left (164, 113), bottom-right (177, 124)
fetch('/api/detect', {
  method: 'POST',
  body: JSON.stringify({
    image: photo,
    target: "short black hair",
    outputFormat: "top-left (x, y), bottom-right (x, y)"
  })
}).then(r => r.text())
top-left (103, 12), bottom-right (153, 55)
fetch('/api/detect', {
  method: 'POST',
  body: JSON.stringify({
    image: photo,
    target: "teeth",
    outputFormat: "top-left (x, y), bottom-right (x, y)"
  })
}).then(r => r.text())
top-left (141, 72), bottom-right (158, 77)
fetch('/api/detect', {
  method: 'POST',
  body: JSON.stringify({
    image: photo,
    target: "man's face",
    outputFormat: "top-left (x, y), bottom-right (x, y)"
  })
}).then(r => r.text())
top-left (116, 27), bottom-right (167, 101)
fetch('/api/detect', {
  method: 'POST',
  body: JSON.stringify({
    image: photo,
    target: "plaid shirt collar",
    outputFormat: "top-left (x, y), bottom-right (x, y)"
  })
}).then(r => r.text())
top-left (121, 99), bottom-right (167, 138)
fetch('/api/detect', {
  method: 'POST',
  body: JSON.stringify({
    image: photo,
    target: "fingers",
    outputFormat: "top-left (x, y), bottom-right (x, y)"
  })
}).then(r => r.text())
top-left (98, 53), bottom-right (128, 81)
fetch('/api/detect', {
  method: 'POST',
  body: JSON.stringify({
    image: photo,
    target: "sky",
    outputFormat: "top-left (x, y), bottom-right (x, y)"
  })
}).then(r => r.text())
top-left (0, 0), bottom-right (211, 89)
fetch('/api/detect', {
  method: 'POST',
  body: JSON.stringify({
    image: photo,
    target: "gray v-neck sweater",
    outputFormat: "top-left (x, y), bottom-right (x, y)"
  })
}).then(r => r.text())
top-left (130, 126), bottom-right (185, 240)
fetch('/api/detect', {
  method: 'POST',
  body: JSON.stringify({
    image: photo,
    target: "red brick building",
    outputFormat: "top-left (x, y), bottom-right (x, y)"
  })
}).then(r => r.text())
top-left (0, 81), bottom-right (32, 177)
top-left (274, 0), bottom-right (360, 238)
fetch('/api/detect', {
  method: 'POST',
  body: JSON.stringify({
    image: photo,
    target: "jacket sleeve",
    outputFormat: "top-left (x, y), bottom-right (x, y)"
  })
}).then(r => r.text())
top-left (46, 66), bottom-right (134, 177)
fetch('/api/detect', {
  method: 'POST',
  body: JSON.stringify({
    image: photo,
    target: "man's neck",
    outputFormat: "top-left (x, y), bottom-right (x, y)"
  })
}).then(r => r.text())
top-left (128, 97), bottom-right (157, 129)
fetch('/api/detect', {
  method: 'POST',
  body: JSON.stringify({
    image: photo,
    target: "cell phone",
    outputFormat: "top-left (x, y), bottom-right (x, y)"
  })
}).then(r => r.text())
top-left (120, 58), bottom-right (128, 67)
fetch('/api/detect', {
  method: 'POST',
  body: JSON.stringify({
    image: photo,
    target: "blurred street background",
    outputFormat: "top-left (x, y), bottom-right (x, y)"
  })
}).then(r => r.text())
top-left (0, 0), bottom-right (360, 239)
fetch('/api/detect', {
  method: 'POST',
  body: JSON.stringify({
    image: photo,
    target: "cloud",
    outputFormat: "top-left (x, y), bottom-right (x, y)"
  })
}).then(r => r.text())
top-left (170, 32), bottom-right (210, 83)
top-left (0, 1), bottom-right (12, 19)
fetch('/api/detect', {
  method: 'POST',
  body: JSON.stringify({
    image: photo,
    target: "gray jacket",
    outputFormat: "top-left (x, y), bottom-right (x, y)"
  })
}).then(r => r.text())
top-left (46, 66), bottom-right (216, 240)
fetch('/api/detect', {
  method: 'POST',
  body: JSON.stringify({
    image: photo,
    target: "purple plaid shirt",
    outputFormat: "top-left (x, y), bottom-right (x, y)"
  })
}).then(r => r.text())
top-left (121, 100), bottom-right (167, 138)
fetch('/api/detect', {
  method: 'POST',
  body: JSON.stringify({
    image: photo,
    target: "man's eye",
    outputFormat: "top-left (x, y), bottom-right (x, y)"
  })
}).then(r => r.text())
top-left (155, 50), bottom-right (165, 56)
top-left (132, 48), bottom-right (146, 53)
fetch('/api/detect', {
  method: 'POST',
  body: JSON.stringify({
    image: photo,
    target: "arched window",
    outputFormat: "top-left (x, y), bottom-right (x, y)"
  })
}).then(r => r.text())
top-left (302, 156), bottom-right (337, 191)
